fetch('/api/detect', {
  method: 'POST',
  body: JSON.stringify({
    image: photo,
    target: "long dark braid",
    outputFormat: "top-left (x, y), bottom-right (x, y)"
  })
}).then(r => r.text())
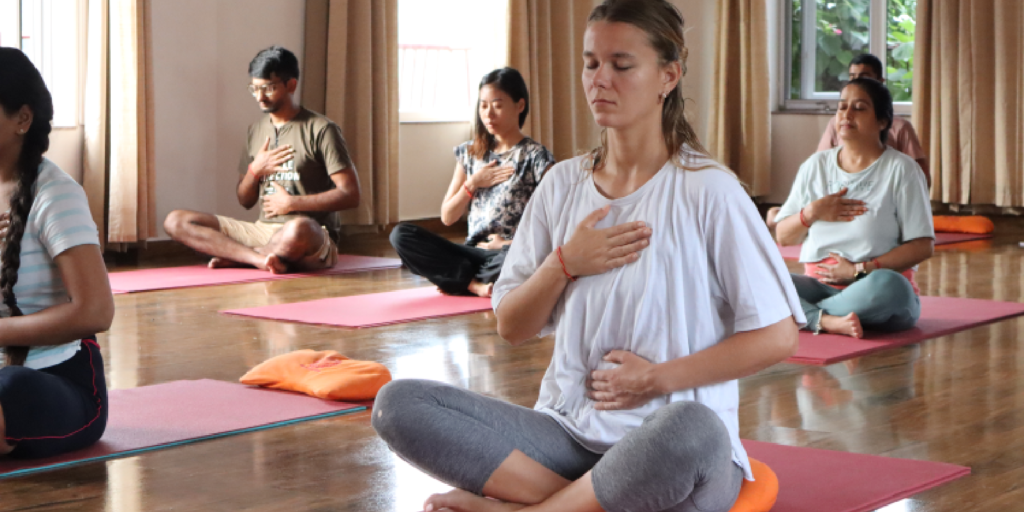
top-left (0, 48), bottom-right (53, 366)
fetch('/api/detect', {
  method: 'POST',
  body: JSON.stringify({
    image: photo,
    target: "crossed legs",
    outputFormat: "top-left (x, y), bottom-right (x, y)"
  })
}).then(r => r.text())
top-left (164, 210), bottom-right (334, 274)
top-left (372, 379), bottom-right (742, 512)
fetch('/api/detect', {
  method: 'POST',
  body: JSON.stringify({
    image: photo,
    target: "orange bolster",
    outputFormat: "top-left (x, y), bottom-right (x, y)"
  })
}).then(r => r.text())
top-left (932, 215), bottom-right (994, 234)
top-left (729, 457), bottom-right (779, 512)
top-left (240, 349), bottom-right (392, 401)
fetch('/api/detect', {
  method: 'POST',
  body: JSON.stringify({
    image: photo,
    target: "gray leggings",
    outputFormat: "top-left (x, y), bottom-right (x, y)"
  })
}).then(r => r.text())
top-left (372, 379), bottom-right (743, 512)
top-left (792, 269), bottom-right (920, 332)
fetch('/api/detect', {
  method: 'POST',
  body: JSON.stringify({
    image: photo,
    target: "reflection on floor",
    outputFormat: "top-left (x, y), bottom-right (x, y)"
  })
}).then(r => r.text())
top-left (2, 234), bottom-right (1023, 511)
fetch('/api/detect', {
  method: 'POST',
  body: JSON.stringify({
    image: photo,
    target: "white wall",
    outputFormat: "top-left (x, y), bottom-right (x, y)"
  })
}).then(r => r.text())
top-left (398, 122), bottom-right (471, 221)
top-left (150, 0), bottom-right (305, 239)
top-left (46, 127), bottom-right (83, 182)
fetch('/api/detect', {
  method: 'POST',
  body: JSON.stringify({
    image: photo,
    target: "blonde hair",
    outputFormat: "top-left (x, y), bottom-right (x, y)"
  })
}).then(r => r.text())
top-left (584, 0), bottom-right (713, 173)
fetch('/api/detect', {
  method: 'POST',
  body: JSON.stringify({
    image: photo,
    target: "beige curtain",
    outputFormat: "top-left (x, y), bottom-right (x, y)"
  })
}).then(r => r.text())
top-left (81, 0), bottom-right (156, 245)
top-left (508, 0), bottom-right (600, 162)
top-left (304, 0), bottom-right (399, 227)
top-left (914, 0), bottom-right (1024, 206)
top-left (706, 0), bottom-right (771, 197)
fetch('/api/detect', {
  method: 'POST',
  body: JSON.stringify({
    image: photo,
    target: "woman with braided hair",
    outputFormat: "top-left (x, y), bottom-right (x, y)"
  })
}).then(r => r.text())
top-left (0, 48), bottom-right (114, 458)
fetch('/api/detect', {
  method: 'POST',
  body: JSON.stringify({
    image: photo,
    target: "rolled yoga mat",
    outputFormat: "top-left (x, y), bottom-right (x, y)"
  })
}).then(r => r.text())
top-left (778, 232), bottom-right (993, 261)
top-left (221, 287), bottom-right (494, 328)
top-left (108, 255), bottom-right (402, 293)
top-left (743, 440), bottom-right (969, 512)
top-left (0, 379), bottom-right (365, 479)
top-left (788, 296), bottom-right (1024, 365)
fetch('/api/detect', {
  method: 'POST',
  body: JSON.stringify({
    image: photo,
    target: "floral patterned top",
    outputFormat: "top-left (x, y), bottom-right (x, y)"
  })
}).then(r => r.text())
top-left (455, 137), bottom-right (555, 246)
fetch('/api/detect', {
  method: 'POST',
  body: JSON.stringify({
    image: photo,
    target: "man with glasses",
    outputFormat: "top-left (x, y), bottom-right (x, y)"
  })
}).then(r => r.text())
top-left (164, 46), bottom-right (360, 273)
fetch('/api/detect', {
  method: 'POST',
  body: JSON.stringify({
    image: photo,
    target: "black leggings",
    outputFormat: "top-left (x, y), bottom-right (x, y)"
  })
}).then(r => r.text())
top-left (0, 339), bottom-right (108, 459)
top-left (389, 223), bottom-right (508, 295)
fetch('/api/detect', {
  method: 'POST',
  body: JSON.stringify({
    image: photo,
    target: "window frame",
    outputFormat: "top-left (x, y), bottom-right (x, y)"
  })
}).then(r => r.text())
top-left (777, 0), bottom-right (912, 115)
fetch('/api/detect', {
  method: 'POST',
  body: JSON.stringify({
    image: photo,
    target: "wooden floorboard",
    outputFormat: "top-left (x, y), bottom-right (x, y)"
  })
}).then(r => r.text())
top-left (3, 233), bottom-right (1024, 510)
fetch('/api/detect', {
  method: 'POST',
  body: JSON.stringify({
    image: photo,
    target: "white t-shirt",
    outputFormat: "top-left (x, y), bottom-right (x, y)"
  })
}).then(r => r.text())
top-left (776, 146), bottom-right (934, 263)
top-left (0, 159), bottom-right (101, 369)
top-left (492, 151), bottom-right (805, 480)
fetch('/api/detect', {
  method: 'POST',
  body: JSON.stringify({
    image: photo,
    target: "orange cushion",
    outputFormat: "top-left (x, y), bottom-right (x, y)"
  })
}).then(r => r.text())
top-left (240, 349), bottom-right (392, 401)
top-left (933, 215), bottom-right (994, 234)
top-left (729, 458), bottom-right (779, 512)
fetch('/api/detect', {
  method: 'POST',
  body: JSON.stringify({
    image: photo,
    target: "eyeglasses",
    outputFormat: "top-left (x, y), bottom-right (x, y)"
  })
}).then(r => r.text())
top-left (248, 81), bottom-right (285, 97)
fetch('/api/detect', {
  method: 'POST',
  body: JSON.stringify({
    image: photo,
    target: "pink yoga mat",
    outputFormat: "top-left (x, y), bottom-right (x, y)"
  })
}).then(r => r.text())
top-left (744, 440), bottom-right (969, 512)
top-left (108, 255), bottom-right (401, 293)
top-left (0, 379), bottom-right (365, 479)
top-left (789, 296), bottom-right (1024, 365)
top-left (221, 287), bottom-right (493, 328)
top-left (778, 233), bottom-right (993, 261)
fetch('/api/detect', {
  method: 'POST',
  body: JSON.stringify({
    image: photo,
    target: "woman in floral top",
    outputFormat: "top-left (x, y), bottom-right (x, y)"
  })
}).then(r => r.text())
top-left (390, 67), bottom-right (554, 297)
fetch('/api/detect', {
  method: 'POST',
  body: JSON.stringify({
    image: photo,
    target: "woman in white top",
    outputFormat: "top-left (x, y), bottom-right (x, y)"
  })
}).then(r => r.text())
top-left (775, 78), bottom-right (934, 338)
top-left (372, 1), bottom-right (803, 511)
top-left (0, 48), bottom-right (114, 459)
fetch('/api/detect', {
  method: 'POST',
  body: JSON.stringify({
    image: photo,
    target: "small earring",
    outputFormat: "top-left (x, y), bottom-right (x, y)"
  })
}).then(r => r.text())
top-left (17, 129), bottom-right (26, 135)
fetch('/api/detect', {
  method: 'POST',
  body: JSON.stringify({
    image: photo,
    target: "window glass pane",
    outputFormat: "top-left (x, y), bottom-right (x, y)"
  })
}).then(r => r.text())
top-left (789, 0), bottom-right (803, 100)
top-left (398, 0), bottom-right (507, 120)
top-left (0, 0), bottom-right (19, 48)
top-left (814, 0), bottom-right (871, 94)
top-left (20, 0), bottom-right (77, 127)
top-left (887, 0), bottom-right (916, 102)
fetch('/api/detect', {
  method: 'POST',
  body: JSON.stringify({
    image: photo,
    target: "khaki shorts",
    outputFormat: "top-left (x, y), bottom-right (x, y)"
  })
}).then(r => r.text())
top-left (216, 216), bottom-right (339, 267)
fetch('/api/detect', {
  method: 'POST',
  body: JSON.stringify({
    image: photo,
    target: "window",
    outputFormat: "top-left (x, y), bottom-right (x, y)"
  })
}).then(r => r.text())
top-left (398, 0), bottom-right (508, 123)
top-left (0, 0), bottom-right (80, 127)
top-left (782, 0), bottom-right (916, 111)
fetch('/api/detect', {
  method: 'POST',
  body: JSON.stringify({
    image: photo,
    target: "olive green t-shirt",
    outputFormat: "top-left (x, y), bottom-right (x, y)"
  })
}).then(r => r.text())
top-left (238, 107), bottom-right (354, 241)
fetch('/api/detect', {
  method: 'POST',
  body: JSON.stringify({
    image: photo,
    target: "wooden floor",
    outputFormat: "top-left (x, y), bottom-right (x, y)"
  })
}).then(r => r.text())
top-left (3, 231), bottom-right (1024, 511)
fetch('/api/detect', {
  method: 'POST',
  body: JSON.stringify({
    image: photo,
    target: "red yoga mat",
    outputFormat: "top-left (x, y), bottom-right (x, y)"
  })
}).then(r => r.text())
top-left (0, 379), bottom-right (365, 479)
top-left (221, 287), bottom-right (493, 328)
top-left (789, 296), bottom-right (1024, 365)
top-left (108, 255), bottom-right (401, 293)
top-left (778, 233), bottom-right (993, 261)
top-left (743, 440), bottom-right (969, 512)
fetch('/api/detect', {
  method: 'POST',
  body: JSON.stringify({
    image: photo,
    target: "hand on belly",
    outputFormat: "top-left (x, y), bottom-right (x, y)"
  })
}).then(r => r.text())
top-left (586, 350), bottom-right (664, 411)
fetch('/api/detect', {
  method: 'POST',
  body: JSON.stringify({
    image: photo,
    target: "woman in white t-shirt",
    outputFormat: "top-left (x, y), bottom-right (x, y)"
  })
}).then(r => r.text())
top-left (372, 2), bottom-right (804, 511)
top-left (775, 78), bottom-right (934, 338)
top-left (0, 49), bottom-right (114, 459)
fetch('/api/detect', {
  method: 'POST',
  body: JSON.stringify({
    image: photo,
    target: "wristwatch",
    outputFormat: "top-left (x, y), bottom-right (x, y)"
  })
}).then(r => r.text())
top-left (854, 262), bottom-right (869, 281)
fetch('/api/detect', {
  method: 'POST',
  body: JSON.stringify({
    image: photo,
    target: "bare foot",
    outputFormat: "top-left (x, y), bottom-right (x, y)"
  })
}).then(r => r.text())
top-left (257, 254), bottom-right (288, 274)
top-left (467, 280), bottom-right (494, 298)
top-left (820, 313), bottom-right (863, 338)
top-left (424, 489), bottom-right (525, 512)
top-left (207, 257), bottom-right (246, 269)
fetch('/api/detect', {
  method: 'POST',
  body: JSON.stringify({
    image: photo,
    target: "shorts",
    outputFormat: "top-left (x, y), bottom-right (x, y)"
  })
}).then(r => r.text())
top-left (215, 216), bottom-right (339, 267)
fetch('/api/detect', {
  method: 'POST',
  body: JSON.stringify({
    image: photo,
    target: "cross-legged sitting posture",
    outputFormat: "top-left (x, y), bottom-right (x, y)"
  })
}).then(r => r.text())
top-left (373, 2), bottom-right (804, 511)
top-left (0, 48), bottom-right (114, 459)
top-left (775, 78), bottom-right (934, 338)
top-left (164, 46), bottom-right (360, 274)
top-left (390, 68), bottom-right (554, 297)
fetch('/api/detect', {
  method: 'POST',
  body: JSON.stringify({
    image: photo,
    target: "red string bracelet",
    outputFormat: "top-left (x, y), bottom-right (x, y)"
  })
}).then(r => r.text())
top-left (799, 208), bottom-right (811, 228)
top-left (463, 183), bottom-right (474, 199)
top-left (872, 258), bottom-right (881, 270)
top-left (556, 246), bottom-right (577, 282)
